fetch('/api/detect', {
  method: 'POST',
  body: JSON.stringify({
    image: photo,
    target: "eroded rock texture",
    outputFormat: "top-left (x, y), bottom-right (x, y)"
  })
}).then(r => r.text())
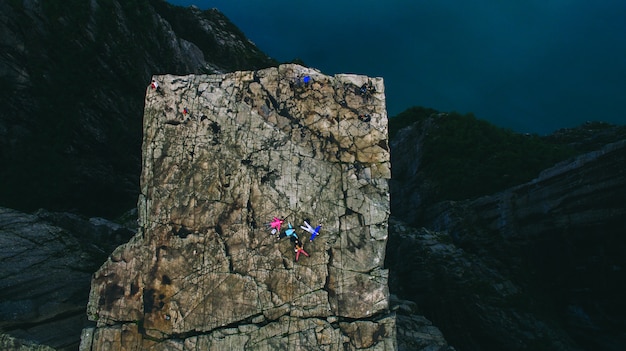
top-left (81, 64), bottom-right (395, 350)
top-left (0, 207), bottom-right (135, 350)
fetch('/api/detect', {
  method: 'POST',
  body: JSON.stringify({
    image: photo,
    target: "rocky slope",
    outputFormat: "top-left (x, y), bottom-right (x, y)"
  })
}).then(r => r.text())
top-left (0, 207), bottom-right (135, 350)
top-left (0, 0), bottom-right (276, 217)
top-left (80, 65), bottom-right (396, 350)
top-left (4, 1), bottom-right (624, 350)
top-left (387, 220), bottom-right (583, 351)
top-left (0, 207), bottom-right (452, 351)
top-left (389, 118), bottom-right (626, 350)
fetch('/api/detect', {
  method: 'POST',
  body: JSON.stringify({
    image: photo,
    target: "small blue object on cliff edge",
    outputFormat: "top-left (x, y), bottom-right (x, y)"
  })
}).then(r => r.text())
top-left (302, 75), bottom-right (311, 84)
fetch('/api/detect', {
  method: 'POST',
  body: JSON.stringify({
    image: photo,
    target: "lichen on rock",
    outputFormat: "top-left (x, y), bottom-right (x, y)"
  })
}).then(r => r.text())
top-left (81, 64), bottom-right (395, 350)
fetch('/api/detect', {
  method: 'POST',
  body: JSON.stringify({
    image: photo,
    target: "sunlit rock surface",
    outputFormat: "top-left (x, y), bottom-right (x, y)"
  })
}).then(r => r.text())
top-left (81, 64), bottom-right (395, 350)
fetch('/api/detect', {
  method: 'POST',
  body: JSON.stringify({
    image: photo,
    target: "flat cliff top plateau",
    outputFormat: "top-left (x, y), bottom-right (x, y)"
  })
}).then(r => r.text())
top-left (81, 64), bottom-right (395, 350)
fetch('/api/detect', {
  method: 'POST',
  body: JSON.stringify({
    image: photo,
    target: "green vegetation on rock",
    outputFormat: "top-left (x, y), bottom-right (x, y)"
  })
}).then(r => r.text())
top-left (390, 107), bottom-right (579, 201)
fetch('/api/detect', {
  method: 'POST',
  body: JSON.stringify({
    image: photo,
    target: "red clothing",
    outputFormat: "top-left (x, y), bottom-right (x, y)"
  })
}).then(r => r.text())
top-left (295, 244), bottom-right (309, 262)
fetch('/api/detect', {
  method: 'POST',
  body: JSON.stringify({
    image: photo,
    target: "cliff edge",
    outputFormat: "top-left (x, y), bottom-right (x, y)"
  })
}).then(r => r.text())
top-left (80, 64), bottom-right (395, 350)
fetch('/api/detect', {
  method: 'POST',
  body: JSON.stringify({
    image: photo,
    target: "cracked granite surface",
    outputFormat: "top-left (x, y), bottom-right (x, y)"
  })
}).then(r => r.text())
top-left (81, 64), bottom-right (395, 350)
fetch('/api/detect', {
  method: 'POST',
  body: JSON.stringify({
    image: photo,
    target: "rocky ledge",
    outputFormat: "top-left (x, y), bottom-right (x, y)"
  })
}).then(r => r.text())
top-left (0, 207), bottom-right (135, 350)
top-left (80, 64), bottom-right (395, 350)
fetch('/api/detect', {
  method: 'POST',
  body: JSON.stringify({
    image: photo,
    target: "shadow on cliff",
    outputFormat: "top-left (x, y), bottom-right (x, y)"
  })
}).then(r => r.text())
top-left (0, 0), bottom-right (277, 219)
top-left (387, 110), bottom-right (626, 351)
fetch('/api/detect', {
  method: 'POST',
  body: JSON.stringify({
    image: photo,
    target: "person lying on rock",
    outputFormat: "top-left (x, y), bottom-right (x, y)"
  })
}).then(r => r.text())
top-left (300, 220), bottom-right (321, 242)
top-left (266, 216), bottom-right (284, 236)
top-left (278, 223), bottom-right (298, 240)
top-left (150, 79), bottom-right (164, 95)
top-left (359, 82), bottom-right (375, 96)
top-left (294, 239), bottom-right (310, 262)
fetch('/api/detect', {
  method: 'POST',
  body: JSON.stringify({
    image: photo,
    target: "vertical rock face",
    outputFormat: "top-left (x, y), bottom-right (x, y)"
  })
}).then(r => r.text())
top-left (81, 64), bottom-right (395, 350)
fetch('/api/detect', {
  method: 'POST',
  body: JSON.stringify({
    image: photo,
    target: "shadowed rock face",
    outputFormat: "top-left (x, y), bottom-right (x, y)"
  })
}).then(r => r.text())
top-left (80, 64), bottom-right (395, 350)
top-left (389, 137), bottom-right (626, 351)
top-left (0, 207), bottom-right (135, 350)
top-left (423, 140), bottom-right (626, 350)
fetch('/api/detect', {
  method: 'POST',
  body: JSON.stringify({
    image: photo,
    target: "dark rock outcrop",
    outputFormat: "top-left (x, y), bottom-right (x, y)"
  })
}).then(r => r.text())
top-left (388, 124), bottom-right (626, 351)
top-left (425, 139), bottom-right (626, 245)
top-left (388, 114), bottom-right (436, 225)
top-left (0, 334), bottom-right (56, 351)
top-left (387, 219), bottom-right (583, 351)
top-left (423, 140), bottom-right (626, 350)
top-left (0, 0), bottom-right (276, 218)
top-left (391, 295), bottom-right (456, 351)
top-left (0, 207), bottom-right (135, 350)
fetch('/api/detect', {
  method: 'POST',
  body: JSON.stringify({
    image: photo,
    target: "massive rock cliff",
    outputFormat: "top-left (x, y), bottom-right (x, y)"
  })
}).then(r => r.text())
top-left (80, 64), bottom-right (396, 350)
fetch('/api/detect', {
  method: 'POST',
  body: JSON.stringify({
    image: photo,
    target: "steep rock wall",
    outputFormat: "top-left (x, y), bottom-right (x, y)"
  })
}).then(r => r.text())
top-left (419, 140), bottom-right (626, 350)
top-left (80, 64), bottom-right (395, 350)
